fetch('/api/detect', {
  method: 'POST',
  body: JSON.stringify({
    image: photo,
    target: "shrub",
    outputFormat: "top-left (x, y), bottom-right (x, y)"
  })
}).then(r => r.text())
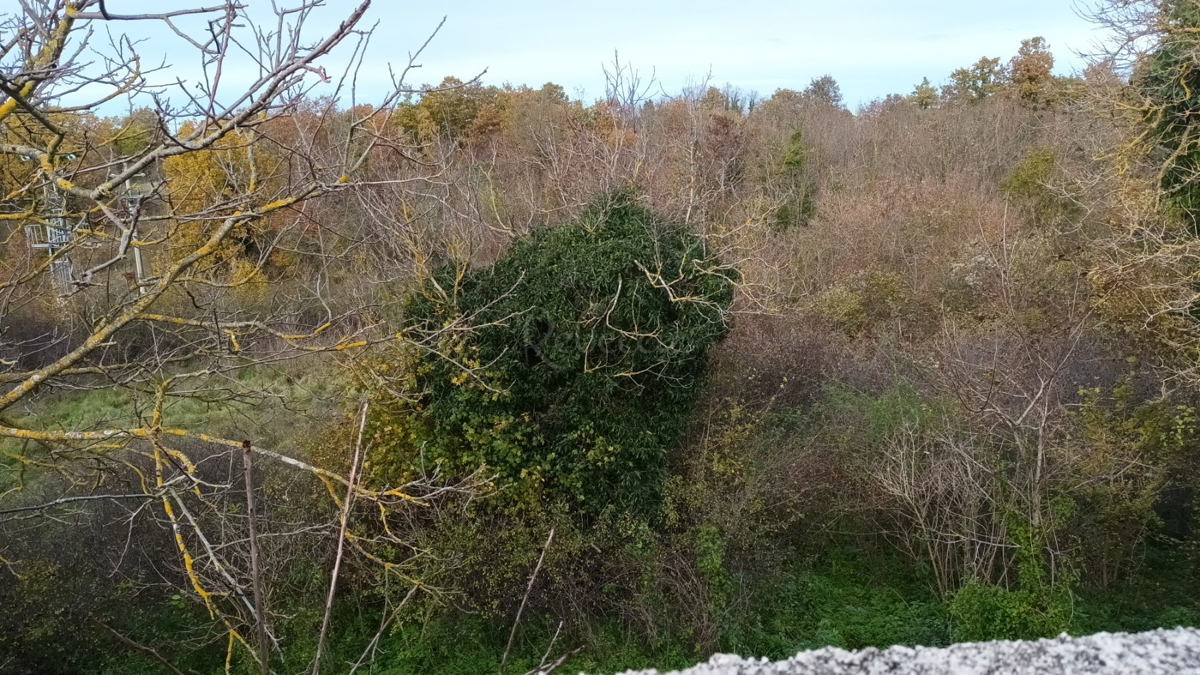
top-left (367, 191), bottom-right (736, 514)
top-left (949, 580), bottom-right (1073, 643)
top-left (813, 269), bottom-right (905, 338)
top-left (730, 548), bottom-right (951, 656)
top-left (949, 523), bottom-right (1076, 642)
top-left (1000, 147), bottom-right (1081, 227)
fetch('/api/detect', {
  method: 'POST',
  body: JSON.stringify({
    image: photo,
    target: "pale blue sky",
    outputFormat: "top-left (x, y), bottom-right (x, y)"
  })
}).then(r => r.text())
top-left (91, 0), bottom-right (1103, 108)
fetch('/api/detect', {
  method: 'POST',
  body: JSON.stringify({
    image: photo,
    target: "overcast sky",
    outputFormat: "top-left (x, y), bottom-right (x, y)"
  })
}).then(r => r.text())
top-left (94, 0), bottom-right (1104, 109)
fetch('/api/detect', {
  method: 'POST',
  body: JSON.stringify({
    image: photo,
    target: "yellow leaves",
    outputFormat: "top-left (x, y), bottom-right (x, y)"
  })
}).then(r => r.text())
top-left (163, 122), bottom-right (289, 220)
top-left (229, 260), bottom-right (264, 286)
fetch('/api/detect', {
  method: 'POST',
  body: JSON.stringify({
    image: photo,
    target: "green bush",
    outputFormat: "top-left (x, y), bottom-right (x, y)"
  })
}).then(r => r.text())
top-left (366, 190), bottom-right (736, 514)
top-left (1136, 2), bottom-right (1200, 226)
top-left (949, 579), bottom-right (1074, 643)
top-left (813, 269), bottom-right (905, 338)
top-left (729, 548), bottom-right (951, 656)
top-left (949, 522), bottom-right (1075, 642)
top-left (695, 523), bottom-right (733, 613)
top-left (999, 148), bottom-right (1081, 228)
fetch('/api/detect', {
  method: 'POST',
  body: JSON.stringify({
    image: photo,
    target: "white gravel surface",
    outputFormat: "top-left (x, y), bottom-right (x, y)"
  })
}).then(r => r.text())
top-left (612, 628), bottom-right (1200, 675)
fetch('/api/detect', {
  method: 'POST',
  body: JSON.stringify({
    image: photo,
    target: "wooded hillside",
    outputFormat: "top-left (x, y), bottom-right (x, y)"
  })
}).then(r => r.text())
top-left (2, 2), bottom-right (1200, 674)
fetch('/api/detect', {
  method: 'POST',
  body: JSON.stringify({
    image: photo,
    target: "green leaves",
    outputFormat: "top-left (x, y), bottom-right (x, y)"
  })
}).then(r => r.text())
top-left (372, 191), bottom-right (736, 514)
top-left (1136, 2), bottom-right (1200, 226)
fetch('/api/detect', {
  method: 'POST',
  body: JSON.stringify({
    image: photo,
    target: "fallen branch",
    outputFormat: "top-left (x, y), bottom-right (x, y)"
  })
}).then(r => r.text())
top-left (347, 583), bottom-right (422, 675)
top-left (92, 617), bottom-right (190, 675)
top-left (501, 527), bottom-right (555, 671)
top-left (525, 647), bottom-right (584, 675)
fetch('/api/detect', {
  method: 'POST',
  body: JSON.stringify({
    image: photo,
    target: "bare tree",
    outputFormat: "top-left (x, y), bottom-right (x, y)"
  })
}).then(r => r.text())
top-left (0, 1), bottom-right (492, 669)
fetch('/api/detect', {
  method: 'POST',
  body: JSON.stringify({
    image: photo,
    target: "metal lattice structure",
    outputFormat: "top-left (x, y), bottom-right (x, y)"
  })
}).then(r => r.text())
top-left (21, 164), bottom-right (159, 290)
top-left (22, 185), bottom-right (73, 287)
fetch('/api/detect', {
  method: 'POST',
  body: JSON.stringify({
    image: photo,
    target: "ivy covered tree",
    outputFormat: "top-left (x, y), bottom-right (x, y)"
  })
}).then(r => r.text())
top-left (1132, 0), bottom-right (1200, 227)
top-left (366, 192), bottom-right (737, 514)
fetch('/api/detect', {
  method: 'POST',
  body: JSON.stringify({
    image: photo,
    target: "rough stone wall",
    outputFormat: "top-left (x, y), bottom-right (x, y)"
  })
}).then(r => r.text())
top-left (612, 628), bottom-right (1200, 675)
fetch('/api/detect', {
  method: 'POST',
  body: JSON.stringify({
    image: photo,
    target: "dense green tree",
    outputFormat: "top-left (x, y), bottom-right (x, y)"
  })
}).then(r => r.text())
top-left (109, 107), bottom-right (160, 158)
top-left (366, 192), bottom-right (736, 513)
top-left (773, 129), bottom-right (817, 230)
top-left (910, 77), bottom-right (939, 109)
top-left (395, 76), bottom-right (504, 141)
top-left (942, 57), bottom-right (1008, 104)
top-left (803, 75), bottom-right (844, 109)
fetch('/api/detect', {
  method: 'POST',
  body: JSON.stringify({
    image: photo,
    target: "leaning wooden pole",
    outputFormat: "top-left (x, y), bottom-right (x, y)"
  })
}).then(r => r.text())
top-left (243, 439), bottom-right (271, 675)
top-left (312, 399), bottom-right (370, 675)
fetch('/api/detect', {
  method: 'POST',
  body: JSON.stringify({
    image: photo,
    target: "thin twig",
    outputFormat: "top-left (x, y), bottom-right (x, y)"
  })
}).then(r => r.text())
top-left (0, 493), bottom-right (153, 516)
